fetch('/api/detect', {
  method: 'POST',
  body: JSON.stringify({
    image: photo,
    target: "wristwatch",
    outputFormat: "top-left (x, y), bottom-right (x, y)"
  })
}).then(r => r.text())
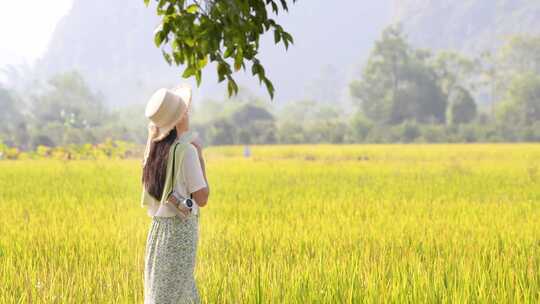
top-left (170, 191), bottom-right (193, 212)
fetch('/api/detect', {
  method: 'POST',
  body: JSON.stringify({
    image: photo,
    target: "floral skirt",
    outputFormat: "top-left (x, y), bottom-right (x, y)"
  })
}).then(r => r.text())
top-left (144, 214), bottom-right (200, 304)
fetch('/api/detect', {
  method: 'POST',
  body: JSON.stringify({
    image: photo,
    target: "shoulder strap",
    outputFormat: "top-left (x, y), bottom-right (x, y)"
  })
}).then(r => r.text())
top-left (166, 141), bottom-right (193, 201)
top-left (167, 142), bottom-right (180, 200)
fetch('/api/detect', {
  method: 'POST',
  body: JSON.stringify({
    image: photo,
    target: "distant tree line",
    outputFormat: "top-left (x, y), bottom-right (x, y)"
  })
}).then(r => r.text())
top-left (0, 71), bottom-right (146, 150)
top-left (347, 25), bottom-right (540, 143)
top-left (1, 25), bottom-right (540, 149)
top-left (194, 26), bottom-right (540, 145)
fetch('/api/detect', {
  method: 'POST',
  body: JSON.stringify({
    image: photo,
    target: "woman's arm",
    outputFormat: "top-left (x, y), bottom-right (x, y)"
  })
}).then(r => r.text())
top-left (190, 139), bottom-right (210, 207)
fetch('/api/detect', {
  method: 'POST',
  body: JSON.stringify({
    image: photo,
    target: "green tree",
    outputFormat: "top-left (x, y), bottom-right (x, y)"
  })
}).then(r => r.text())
top-left (30, 71), bottom-right (109, 147)
top-left (146, 0), bottom-right (296, 98)
top-left (395, 120), bottom-right (420, 143)
top-left (277, 99), bottom-right (347, 143)
top-left (497, 35), bottom-right (540, 78)
top-left (496, 73), bottom-right (540, 127)
top-left (199, 98), bottom-right (276, 145)
top-left (350, 111), bottom-right (373, 142)
top-left (484, 35), bottom-right (540, 114)
top-left (391, 59), bottom-right (447, 124)
top-left (430, 51), bottom-right (479, 122)
top-left (0, 87), bottom-right (29, 149)
top-left (350, 26), bottom-right (408, 124)
top-left (448, 86), bottom-right (477, 125)
top-left (486, 35), bottom-right (540, 140)
top-left (206, 117), bottom-right (237, 145)
top-left (430, 51), bottom-right (479, 96)
top-left (231, 103), bottom-right (276, 144)
top-left (350, 25), bottom-right (447, 125)
top-left (276, 121), bottom-right (305, 144)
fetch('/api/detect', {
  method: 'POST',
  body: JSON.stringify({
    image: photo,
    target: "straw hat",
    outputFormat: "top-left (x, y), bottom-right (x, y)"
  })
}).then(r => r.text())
top-left (142, 84), bottom-right (192, 166)
top-left (145, 85), bottom-right (192, 141)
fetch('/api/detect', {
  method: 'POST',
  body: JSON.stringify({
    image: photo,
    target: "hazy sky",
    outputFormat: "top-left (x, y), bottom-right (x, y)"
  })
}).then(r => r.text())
top-left (0, 1), bottom-right (72, 66)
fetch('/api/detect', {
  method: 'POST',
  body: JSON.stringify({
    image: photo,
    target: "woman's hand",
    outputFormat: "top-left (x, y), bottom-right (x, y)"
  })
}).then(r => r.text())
top-left (167, 194), bottom-right (190, 217)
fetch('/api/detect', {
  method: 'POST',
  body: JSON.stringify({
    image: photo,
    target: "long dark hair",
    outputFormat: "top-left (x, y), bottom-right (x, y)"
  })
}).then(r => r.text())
top-left (142, 128), bottom-right (177, 201)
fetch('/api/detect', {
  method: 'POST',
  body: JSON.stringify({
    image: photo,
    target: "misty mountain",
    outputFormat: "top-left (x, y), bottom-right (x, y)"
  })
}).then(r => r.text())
top-left (38, 0), bottom-right (540, 109)
top-left (392, 0), bottom-right (540, 53)
top-left (39, 0), bottom-right (393, 108)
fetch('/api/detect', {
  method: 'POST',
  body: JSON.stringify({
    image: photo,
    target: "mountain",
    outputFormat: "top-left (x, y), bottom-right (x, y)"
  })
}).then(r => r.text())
top-left (392, 0), bottom-right (540, 53)
top-left (38, 1), bottom-right (174, 107)
top-left (38, 0), bottom-right (393, 108)
top-left (38, 0), bottom-right (540, 109)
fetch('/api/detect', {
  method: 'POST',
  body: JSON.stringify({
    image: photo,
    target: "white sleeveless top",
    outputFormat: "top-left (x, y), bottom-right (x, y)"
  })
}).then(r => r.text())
top-left (145, 143), bottom-right (207, 217)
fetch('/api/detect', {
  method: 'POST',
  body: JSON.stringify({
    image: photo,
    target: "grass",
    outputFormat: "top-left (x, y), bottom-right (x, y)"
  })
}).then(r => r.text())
top-left (1, 144), bottom-right (540, 303)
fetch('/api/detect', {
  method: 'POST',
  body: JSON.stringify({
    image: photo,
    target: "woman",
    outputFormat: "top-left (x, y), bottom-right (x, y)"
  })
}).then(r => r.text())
top-left (140, 84), bottom-right (210, 304)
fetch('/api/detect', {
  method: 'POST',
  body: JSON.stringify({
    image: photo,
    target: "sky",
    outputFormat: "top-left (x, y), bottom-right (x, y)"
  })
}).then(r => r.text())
top-left (0, 1), bottom-right (73, 66)
top-left (0, 0), bottom-right (392, 105)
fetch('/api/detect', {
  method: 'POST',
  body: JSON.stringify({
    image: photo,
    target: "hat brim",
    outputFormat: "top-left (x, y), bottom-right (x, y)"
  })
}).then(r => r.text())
top-left (151, 86), bottom-right (192, 142)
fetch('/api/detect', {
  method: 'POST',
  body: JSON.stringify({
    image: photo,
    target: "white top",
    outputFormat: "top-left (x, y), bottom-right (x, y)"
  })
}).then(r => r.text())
top-left (145, 143), bottom-right (207, 217)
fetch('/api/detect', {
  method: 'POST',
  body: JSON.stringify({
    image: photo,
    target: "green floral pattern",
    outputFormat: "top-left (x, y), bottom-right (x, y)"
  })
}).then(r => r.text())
top-left (144, 213), bottom-right (200, 304)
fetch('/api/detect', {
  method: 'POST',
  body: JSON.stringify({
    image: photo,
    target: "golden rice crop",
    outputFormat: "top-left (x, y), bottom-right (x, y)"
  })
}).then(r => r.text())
top-left (1, 144), bottom-right (539, 303)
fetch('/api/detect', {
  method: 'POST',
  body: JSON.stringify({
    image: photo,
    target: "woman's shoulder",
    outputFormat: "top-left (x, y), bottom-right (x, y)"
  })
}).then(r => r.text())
top-left (183, 143), bottom-right (199, 160)
top-left (169, 141), bottom-right (197, 165)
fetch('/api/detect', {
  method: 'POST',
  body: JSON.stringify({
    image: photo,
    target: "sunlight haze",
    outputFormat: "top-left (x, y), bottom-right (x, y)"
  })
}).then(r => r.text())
top-left (0, 0), bottom-right (72, 66)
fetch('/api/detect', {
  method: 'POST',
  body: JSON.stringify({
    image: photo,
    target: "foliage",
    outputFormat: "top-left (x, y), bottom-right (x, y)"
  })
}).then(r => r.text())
top-left (430, 51), bottom-right (480, 95)
top-left (0, 139), bottom-right (139, 161)
top-left (350, 25), bottom-right (447, 125)
top-left (349, 112), bottom-right (373, 142)
top-left (3, 29), bottom-right (540, 148)
top-left (28, 71), bottom-right (109, 147)
top-left (497, 73), bottom-right (540, 127)
top-left (347, 28), bottom-right (540, 143)
top-left (0, 87), bottom-right (29, 149)
top-left (448, 86), bottom-right (477, 125)
top-left (193, 97), bottom-right (277, 145)
top-left (146, 0), bottom-right (296, 98)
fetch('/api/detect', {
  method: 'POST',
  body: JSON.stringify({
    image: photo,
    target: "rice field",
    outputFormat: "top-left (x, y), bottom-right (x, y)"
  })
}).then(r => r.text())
top-left (1, 144), bottom-right (540, 303)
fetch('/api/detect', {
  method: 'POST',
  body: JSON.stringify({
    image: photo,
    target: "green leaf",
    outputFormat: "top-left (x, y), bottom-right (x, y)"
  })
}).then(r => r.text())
top-left (173, 52), bottom-right (184, 65)
top-left (182, 66), bottom-right (195, 78)
top-left (144, 0), bottom-right (296, 100)
top-left (271, 2), bottom-right (278, 14)
top-left (217, 62), bottom-right (228, 82)
top-left (227, 78), bottom-right (238, 97)
top-left (280, 0), bottom-right (288, 11)
top-left (234, 61), bottom-right (242, 72)
top-left (234, 49), bottom-right (244, 71)
top-left (185, 38), bottom-right (195, 47)
top-left (274, 30), bottom-right (281, 44)
top-left (166, 3), bottom-right (175, 14)
top-left (186, 4), bottom-right (198, 14)
top-left (195, 70), bottom-right (202, 86)
top-left (154, 32), bottom-right (164, 47)
top-left (161, 50), bottom-right (172, 65)
top-left (263, 78), bottom-right (275, 100)
top-left (251, 61), bottom-right (261, 76)
top-left (282, 31), bottom-right (292, 43)
top-left (224, 47), bottom-right (234, 58)
top-left (198, 55), bottom-right (208, 69)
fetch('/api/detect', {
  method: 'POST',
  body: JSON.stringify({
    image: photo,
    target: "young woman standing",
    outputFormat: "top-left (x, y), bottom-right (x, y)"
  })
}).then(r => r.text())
top-left (140, 85), bottom-right (209, 304)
